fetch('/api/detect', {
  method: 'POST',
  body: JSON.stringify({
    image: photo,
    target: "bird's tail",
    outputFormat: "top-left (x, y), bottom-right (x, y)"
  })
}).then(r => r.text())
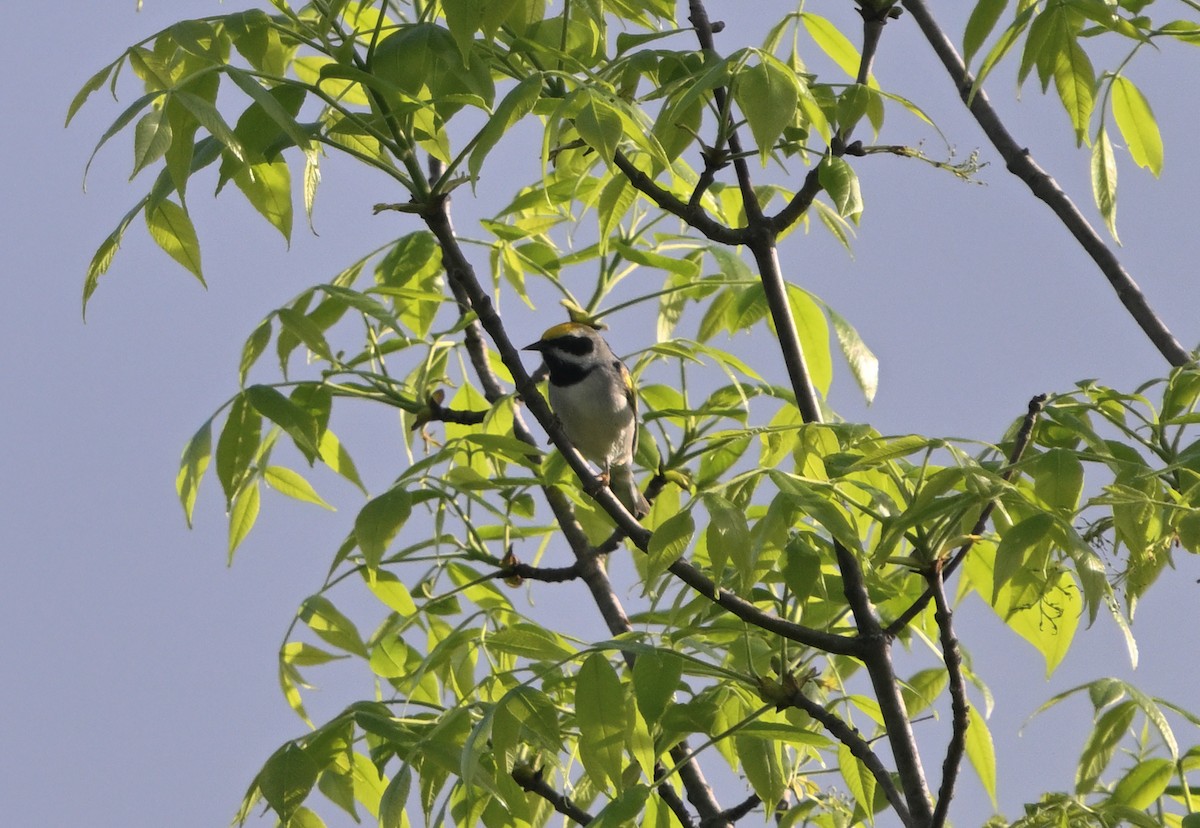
top-left (609, 464), bottom-right (649, 519)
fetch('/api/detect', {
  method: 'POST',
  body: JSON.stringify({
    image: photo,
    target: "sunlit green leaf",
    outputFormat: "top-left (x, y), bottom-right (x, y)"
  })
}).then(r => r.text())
top-left (575, 653), bottom-right (627, 791)
top-left (354, 487), bottom-right (412, 570)
top-left (228, 479), bottom-right (261, 560)
top-left (145, 198), bottom-right (204, 283)
top-left (817, 156), bottom-right (863, 222)
top-left (733, 52), bottom-right (799, 163)
top-left (217, 393), bottom-right (262, 505)
top-left (838, 740), bottom-right (876, 817)
top-left (1111, 76), bottom-right (1162, 176)
top-left (1091, 127), bottom-right (1119, 241)
top-left (739, 733), bottom-right (788, 812)
top-left (256, 743), bottom-right (319, 823)
top-left (801, 13), bottom-right (864, 80)
top-left (966, 706), bottom-right (998, 807)
top-left (300, 594), bottom-right (368, 657)
top-left (264, 466), bottom-right (334, 510)
top-left (468, 74), bottom-right (542, 184)
top-left (632, 649), bottom-right (683, 724)
top-left (646, 509), bottom-right (695, 580)
top-left (1110, 757), bottom-right (1174, 809)
top-left (176, 419), bottom-right (213, 527)
top-left (964, 0), bottom-right (1010, 66)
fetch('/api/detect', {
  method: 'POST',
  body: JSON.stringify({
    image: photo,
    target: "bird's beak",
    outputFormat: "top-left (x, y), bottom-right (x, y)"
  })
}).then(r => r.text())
top-left (522, 340), bottom-right (545, 352)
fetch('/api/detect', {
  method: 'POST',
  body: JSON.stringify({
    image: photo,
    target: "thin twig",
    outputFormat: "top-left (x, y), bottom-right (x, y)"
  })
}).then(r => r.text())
top-left (492, 561), bottom-right (580, 584)
top-left (712, 793), bottom-right (761, 825)
top-left (928, 565), bottom-right (969, 828)
top-left (901, 0), bottom-right (1191, 367)
top-left (884, 393), bottom-right (1046, 637)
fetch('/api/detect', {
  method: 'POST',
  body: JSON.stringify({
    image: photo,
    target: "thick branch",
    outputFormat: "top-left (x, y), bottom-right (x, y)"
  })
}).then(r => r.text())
top-left (836, 542), bottom-right (934, 824)
top-left (901, 0), bottom-right (1191, 367)
top-left (928, 566), bottom-right (969, 828)
top-left (747, 236), bottom-right (825, 425)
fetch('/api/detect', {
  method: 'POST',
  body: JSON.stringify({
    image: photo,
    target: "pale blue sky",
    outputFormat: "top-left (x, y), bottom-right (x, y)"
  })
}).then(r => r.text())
top-left (5, 2), bottom-right (1200, 826)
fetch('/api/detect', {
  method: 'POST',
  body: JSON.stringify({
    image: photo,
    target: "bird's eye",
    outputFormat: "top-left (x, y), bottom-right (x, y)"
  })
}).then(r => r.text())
top-left (557, 336), bottom-right (595, 356)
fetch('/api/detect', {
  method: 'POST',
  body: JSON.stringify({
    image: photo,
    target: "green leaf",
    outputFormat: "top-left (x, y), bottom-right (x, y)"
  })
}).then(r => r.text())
top-left (354, 487), bottom-right (413, 569)
top-left (837, 740), bottom-right (876, 817)
top-left (225, 67), bottom-right (312, 151)
top-left (801, 13), bottom-right (864, 80)
top-left (964, 0), bottom-right (1010, 66)
top-left (245, 384), bottom-right (320, 457)
top-left (992, 513), bottom-right (1054, 602)
top-left (217, 394), bottom-right (262, 505)
top-left (228, 479), bottom-right (261, 560)
top-left (83, 203), bottom-right (141, 315)
top-left (631, 650), bottom-right (683, 724)
top-left (785, 285), bottom-right (834, 396)
top-left (486, 623), bottom-right (577, 662)
top-left (1091, 127), bottom-right (1119, 242)
top-left (823, 301), bottom-right (878, 404)
top-left (1110, 76), bottom-right (1162, 176)
top-left (131, 106), bottom-right (173, 179)
top-left (588, 784), bottom-right (650, 828)
top-left (239, 319), bottom-right (272, 386)
top-left (176, 419), bottom-right (212, 528)
top-left (256, 743), bottom-right (319, 823)
top-left (1052, 31), bottom-right (1095, 146)
top-left (300, 594), bottom-right (368, 657)
top-left (575, 653), bottom-right (627, 791)
top-left (277, 307), bottom-right (333, 362)
top-left (733, 53), bottom-right (799, 164)
top-left (83, 91), bottom-right (163, 186)
top-left (966, 706), bottom-right (998, 808)
top-left (233, 158), bottom-right (293, 241)
top-left (319, 430), bottom-right (367, 494)
top-left (66, 59), bottom-right (120, 127)
top-left (145, 198), bottom-right (204, 283)
top-left (574, 89), bottom-right (623, 164)
top-left (1076, 700), bottom-right (1136, 793)
top-left (646, 509), bottom-right (695, 580)
top-left (1110, 757), bottom-right (1174, 809)
top-left (704, 493), bottom-right (753, 588)
top-left (738, 734), bottom-right (788, 812)
top-left (817, 156), bottom-right (863, 222)
top-left (468, 74), bottom-right (542, 184)
top-left (1031, 447), bottom-right (1085, 512)
top-left (363, 568), bottom-right (418, 616)
top-left (264, 466), bottom-right (334, 510)
top-left (174, 90), bottom-right (247, 162)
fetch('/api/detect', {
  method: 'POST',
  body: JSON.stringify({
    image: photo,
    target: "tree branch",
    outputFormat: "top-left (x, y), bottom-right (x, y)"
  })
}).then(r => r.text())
top-left (835, 542), bottom-right (934, 824)
top-left (928, 565), bottom-right (969, 828)
top-left (513, 766), bottom-right (594, 825)
top-left (779, 678), bottom-right (914, 826)
top-left (612, 150), bottom-right (748, 245)
top-left (687, 0), bottom-right (765, 225)
top-left (900, 0), bottom-right (1191, 367)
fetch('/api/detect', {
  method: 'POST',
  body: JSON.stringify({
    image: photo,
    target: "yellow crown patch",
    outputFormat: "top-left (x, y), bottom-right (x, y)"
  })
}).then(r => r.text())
top-left (540, 321), bottom-right (594, 340)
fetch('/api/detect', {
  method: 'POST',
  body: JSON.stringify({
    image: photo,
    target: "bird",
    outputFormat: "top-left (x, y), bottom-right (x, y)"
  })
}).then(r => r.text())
top-left (523, 322), bottom-right (650, 518)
